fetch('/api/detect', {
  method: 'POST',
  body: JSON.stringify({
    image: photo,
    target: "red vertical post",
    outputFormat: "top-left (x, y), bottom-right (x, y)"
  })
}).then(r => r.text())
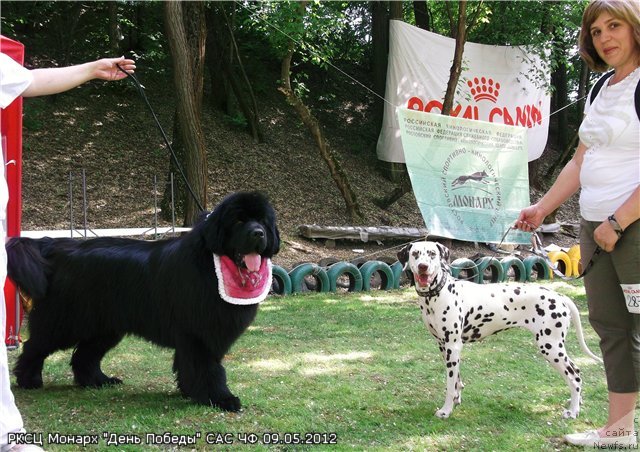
top-left (1, 35), bottom-right (25, 347)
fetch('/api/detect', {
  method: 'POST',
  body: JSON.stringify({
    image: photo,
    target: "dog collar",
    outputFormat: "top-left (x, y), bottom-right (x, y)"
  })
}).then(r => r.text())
top-left (213, 254), bottom-right (272, 305)
top-left (416, 272), bottom-right (447, 299)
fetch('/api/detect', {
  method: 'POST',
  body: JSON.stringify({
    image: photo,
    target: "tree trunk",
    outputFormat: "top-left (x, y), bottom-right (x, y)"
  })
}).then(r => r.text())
top-left (205, 3), bottom-right (262, 143)
top-left (205, 4), bottom-right (230, 113)
top-left (164, 1), bottom-right (208, 226)
top-left (442, 1), bottom-right (467, 115)
top-left (371, 1), bottom-right (389, 132)
top-left (577, 59), bottom-right (590, 120)
top-left (280, 1), bottom-right (361, 221)
top-left (108, 2), bottom-right (121, 55)
top-left (413, 1), bottom-right (431, 30)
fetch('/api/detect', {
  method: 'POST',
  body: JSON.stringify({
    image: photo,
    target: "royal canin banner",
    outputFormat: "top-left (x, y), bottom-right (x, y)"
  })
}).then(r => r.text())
top-left (377, 20), bottom-right (550, 163)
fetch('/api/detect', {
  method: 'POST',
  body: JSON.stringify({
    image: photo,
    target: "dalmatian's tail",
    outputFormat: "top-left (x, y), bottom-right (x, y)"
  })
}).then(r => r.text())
top-left (566, 297), bottom-right (603, 364)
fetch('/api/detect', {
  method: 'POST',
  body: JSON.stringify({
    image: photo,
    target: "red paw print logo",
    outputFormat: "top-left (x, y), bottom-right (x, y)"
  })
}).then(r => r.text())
top-left (467, 77), bottom-right (500, 103)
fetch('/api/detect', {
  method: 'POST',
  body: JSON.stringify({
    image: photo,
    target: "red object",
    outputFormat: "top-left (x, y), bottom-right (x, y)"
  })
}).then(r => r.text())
top-left (1, 35), bottom-right (25, 347)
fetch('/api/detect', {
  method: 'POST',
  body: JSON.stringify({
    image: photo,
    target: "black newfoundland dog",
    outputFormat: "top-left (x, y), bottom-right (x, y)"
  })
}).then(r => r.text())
top-left (7, 191), bottom-right (279, 412)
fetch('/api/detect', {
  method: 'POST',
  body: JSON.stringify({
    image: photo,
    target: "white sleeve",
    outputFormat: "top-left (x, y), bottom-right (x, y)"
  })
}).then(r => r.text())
top-left (0, 52), bottom-right (33, 108)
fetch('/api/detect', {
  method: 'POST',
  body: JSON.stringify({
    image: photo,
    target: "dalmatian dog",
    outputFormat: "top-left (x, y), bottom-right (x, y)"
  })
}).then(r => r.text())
top-left (397, 241), bottom-right (602, 419)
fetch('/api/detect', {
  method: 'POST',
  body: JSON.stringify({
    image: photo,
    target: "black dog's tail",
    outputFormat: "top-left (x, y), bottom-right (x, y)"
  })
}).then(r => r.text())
top-left (6, 238), bottom-right (50, 300)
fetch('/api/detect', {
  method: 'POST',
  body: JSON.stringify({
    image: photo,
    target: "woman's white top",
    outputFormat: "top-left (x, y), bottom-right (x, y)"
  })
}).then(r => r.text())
top-left (578, 67), bottom-right (640, 221)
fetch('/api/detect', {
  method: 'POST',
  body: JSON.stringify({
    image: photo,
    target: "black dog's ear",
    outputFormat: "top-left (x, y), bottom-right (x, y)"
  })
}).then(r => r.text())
top-left (397, 244), bottom-right (411, 270)
top-left (435, 242), bottom-right (450, 263)
top-left (201, 208), bottom-right (225, 254)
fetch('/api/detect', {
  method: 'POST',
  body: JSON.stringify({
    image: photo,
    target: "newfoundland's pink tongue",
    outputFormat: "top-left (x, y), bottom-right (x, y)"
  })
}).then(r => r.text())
top-left (244, 253), bottom-right (262, 272)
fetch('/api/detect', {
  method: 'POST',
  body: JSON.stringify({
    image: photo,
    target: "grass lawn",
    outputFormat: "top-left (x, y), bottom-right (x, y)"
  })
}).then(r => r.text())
top-left (9, 281), bottom-right (609, 451)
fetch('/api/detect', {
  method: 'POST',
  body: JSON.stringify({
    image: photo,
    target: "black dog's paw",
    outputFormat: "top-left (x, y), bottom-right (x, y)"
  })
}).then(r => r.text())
top-left (16, 375), bottom-right (43, 390)
top-left (213, 395), bottom-right (242, 412)
top-left (76, 375), bottom-right (123, 388)
top-left (103, 376), bottom-right (123, 386)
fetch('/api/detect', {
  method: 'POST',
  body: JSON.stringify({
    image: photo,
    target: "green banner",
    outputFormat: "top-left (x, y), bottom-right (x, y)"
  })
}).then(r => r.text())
top-left (398, 109), bottom-right (531, 244)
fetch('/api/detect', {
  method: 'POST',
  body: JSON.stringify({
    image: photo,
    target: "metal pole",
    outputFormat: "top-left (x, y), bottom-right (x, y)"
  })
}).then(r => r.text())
top-left (82, 169), bottom-right (88, 239)
top-left (69, 172), bottom-right (74, 238)
top-left (154, 175), bottom-right (158, 239)
top-left (170, 172), bottom-right (176, 235)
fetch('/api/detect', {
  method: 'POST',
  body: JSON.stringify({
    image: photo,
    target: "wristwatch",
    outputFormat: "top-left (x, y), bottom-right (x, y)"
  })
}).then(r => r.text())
top-left (608, 214), bottom-right (624, 237)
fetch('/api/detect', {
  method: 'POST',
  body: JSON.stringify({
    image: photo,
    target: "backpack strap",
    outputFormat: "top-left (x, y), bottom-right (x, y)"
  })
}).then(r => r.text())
top-left (589, 71), bottom-right (615, 104)
top-left (589, 70), bottom-right (640, 121)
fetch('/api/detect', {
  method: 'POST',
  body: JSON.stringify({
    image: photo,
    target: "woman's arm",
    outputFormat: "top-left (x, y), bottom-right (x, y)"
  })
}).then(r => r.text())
top-left (22, 57), bottom-right (135, 98)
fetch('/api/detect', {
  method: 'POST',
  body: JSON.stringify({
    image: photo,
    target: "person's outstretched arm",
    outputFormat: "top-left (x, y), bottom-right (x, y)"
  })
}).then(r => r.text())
top-left (22, 56), bottom-right (135, 98)
top-left (515, 141), bottom-right (586, 232)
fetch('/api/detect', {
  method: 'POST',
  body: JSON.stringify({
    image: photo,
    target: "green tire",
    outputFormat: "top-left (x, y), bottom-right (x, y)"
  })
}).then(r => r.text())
top-left (289, 263), bottom-right (330, 293)
top-left (270, 264), bottom-right (292, 295)
top-left (475, 256), bottom-right (505, 283)
top-left (390, 261), bottom-right (404, 289)
top-left (523, 255), bottom-right (551, 281)
top-left (500, 256), bottom-right (527, 282)
top-left (326, 261), bottom-right (363, 292)
top-left (359, 261), bottom-right (395, 291)
top-left (450, 258), bottom-right (480, 283)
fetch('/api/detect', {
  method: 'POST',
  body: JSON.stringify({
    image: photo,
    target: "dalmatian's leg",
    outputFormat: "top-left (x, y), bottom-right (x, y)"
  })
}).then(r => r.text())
top-left (436, 341), bottom-right (463, 418)
top-left (437, 340), bottom-right (463, 406)
top-left (533, 319), bottom-right (582, 418)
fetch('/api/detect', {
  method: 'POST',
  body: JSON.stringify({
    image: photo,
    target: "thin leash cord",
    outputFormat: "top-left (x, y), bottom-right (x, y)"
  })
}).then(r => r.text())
top-left (116, 64), bottom-right (205, 212)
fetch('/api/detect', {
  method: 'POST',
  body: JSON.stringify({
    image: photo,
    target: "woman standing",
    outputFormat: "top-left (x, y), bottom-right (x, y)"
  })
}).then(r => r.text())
top-left (516, 0), bottom-right (639, 447)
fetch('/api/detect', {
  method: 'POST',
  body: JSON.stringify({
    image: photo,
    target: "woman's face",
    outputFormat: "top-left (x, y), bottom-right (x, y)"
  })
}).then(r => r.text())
top-left (590, 11), bottom-right (639, 72)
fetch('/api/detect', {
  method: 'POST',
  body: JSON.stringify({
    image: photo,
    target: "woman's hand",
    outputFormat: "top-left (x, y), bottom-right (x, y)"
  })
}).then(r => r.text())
top-left (514, 204), bottom-right (546, 232)
top-left (593, 221), bottom-right (620, 252)
top-left (91, 57), bottom-right (136, 81)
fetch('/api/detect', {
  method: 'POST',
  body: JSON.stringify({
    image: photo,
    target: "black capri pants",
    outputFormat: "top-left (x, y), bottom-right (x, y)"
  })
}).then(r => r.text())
top-left (580, 218), bottom-right (640, 393)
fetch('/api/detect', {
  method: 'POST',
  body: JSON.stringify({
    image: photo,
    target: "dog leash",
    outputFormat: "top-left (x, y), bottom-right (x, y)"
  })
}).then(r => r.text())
top-left (116, 64), bottom-right (205, 212)
top-left (530, 230), bottom-right (600, 281)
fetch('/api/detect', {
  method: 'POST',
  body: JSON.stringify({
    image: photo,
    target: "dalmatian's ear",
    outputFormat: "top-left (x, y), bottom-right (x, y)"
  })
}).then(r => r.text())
top-left (435, 242), bottom-right (452, 275)
top-left (397, 244), bottom-right (411, 270)
top-left (435, 242), bottom-right (450, 263)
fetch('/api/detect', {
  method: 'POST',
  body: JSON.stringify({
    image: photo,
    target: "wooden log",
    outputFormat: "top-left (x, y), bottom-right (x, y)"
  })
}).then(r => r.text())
top-left (297, 225), bottom-right (429, 242)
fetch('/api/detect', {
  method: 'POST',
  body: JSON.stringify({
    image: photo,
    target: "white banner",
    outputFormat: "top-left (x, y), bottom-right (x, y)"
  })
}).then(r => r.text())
top-left (378, 20), bottom-right (551, 163)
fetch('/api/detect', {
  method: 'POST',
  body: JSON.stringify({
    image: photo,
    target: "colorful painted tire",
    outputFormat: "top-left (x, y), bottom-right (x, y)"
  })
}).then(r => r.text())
top-left (390, 261), bottom-right (404, 289)
top-left (567, 244), bottom-right (581, 276)
top-left (500, 256), bottom-right (527, 282)
top-left (270, 264), bottom-right (292, 295)
top-left (359, 260), bottom-right (395, 291)
top-left (289, 263), bottom-right (330, 293)
top-left (523, 255), bottom-right (551, 281)
top-left (450, 258), bottom-right (480, 283)
top-left (326, 261), bottom-right (363, 292)
top-left (474, 256), bottom-right (505, 283)
top-left (546, 251), bottom-right (572, 278)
